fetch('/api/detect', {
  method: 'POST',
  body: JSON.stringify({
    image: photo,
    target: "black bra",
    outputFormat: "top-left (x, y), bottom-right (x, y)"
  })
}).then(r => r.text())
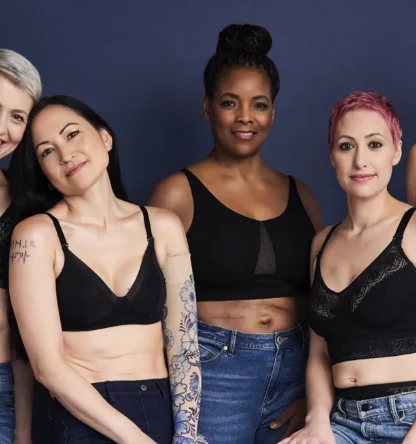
top-left (182, 169), bottom-right (315, 301)
top-left (308, 207), bottom-right (416, 365)
top-left (45, 206), bottom-right (166, 332)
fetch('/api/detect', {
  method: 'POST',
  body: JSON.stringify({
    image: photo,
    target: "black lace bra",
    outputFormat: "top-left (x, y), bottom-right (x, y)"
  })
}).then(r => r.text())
top-left (307, 207), bottom-right (416, 365)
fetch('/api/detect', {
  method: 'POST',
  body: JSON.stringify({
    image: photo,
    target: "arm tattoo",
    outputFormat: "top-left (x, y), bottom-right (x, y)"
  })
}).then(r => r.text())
top-left (165, 274), bottom-right (201, 443)
top-left (10, 239), bottom-right (36, 264)
top-left (162, 307), bottom-right (175, 351)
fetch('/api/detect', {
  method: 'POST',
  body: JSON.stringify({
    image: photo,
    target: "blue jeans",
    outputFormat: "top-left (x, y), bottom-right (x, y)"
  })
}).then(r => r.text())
top-left (331, 391), bottom-right (416, 443)
top-left (197, 319), bottom-right (308, 444)
top-left (0, 362), bottom-right (15, 444)
top-left (51, 379), bottom-right (173, 443)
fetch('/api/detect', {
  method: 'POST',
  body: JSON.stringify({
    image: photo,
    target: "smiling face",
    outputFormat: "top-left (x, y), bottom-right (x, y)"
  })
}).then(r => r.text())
top-left (0, 75), bottom-right (34, 160)
top-left (330, 109), bottom-right (402, 199)
top-left (203, 66), bottom-right (274, 158)
top-left (31, 105), bottom-right (113, 196)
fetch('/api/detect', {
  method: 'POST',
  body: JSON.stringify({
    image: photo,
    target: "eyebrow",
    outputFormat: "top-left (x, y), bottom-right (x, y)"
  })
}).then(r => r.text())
top-left (365, 132), bottom-right (386, 140)
top-left (219, 92), bottom-right (270, 102)
top-left (335, 132), bottom-right (387, 143)
top-left (59, 122), bottom-right (79, 134)
top-left (12, 109), bottom-right (28, 116)
top-left (35, 122), bottom-right (79, 151)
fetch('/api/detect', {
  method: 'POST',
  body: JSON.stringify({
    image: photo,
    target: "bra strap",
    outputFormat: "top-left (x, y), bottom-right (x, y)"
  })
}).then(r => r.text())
top-left (140, 206), bottom-right (153, 241)
top-left (317, 224), bottom-right (339, 258)
top-left (44, 213), bottom-right (68, 249)
top-left (393, 207), bottom-right (416, 242)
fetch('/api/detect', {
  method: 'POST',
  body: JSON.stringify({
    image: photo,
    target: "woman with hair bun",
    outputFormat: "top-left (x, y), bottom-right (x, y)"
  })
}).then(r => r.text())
top-left (149, 24), bottom-right (321, 443)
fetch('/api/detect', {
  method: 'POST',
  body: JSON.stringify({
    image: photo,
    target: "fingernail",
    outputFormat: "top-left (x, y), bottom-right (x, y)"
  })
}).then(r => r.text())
top-left (270, 422), bottom-right (277, 429)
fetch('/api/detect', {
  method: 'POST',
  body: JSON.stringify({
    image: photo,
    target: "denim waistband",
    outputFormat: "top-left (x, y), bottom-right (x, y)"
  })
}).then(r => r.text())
top-left (52, 378), bottom-right (171, 419)
top-left (92, 378), bottom-right (170, 401)
top-left (197, 319), bottom-right (308, 352)
top-left (337, 390), bottom-right (416, 420)
top-left (0, 362), bottom-right (11, 375)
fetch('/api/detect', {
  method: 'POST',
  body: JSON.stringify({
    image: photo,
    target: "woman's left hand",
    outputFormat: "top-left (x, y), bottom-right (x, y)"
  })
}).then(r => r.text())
top-left (269, 398), bottom-right (306, 440)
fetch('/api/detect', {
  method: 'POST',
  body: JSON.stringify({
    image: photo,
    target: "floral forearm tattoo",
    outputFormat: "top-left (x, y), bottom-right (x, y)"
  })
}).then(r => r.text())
top-left (163, 274), bottom-right (201, 444)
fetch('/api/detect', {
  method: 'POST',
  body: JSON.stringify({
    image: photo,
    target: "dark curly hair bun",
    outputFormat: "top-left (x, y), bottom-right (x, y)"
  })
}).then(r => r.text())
top-left (216, 24), bottom-right (272, 56)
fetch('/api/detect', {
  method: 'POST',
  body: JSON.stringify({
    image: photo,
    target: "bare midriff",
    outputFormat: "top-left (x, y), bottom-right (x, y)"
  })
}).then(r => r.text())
top-left (63, 324), bottom-right (167, 383)
top-left (197, 296), bottom-right (305, 333)
top-left (333, 354), bottom-right (416, 388)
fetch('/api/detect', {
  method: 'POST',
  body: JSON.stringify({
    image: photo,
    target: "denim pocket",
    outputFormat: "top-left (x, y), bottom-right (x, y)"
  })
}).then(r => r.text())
top-left (398, 408), bottom-right (416, 426)
top-left (198, 338), bottom-right (227, 364)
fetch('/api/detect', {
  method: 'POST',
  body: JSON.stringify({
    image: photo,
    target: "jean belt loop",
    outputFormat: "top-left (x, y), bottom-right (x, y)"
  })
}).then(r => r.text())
top-left (104, 382), bottom-right (116, 404)
top-left (155, 380), bottom-right (168, 401)
top-left (389, 395), bottom-right (400, 422)
top-left (337, 397), bottom-right (347, 418)
top-left (227, 330), bottom-right (237, 356)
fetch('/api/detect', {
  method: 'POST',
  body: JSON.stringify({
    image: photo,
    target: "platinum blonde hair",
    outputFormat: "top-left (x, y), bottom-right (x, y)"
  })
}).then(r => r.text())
top-left (0, 49), bottom-right (42, 103)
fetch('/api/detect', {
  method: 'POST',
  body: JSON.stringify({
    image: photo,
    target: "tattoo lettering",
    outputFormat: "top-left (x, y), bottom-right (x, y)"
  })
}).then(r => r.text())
top-left (168, 274), bottom-right (201, 443)
top-left (10, 239), bottom-right (35, 264)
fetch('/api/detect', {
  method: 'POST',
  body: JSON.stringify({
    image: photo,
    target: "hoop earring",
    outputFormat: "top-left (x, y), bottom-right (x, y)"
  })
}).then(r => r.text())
top-left (48, 183), bottom-right (55, 190)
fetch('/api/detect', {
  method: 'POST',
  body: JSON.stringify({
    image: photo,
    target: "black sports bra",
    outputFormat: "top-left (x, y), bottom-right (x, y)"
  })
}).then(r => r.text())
top-left (308, 207), bottom-right (416, 365)
top-left (45, 206), bottom-right (166, 332)
top-left (182, 169), bottom-right (315, 302)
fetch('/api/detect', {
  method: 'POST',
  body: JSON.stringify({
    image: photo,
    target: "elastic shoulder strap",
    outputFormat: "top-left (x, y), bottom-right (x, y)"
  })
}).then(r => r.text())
top-left (317, 224), bottom-right (339, 257)
top-left (181, 168), bottom-right (201, 187)
top-left (44, 213), bottom-right (68, 249)
top-left (287, 175), bottom-right (304, 209)
top-left (393, 207), bottom-right (416, 242)
top-left (139, 206), bottom-right (153, 241)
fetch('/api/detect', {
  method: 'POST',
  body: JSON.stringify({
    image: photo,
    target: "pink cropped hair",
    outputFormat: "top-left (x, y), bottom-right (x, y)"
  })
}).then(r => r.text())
top-left (328, 91), bottom-right (402, 150)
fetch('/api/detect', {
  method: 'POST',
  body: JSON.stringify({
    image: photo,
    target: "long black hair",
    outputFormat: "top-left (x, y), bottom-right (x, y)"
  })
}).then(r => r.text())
top-left (203, 24), bottom-right (280, 102)
top-left (9, 95), bottom-right (128, 222)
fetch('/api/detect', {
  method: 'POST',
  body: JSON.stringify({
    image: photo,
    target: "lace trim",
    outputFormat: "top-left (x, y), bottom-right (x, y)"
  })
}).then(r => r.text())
top-left (310, 242), bottom-right (408, 319)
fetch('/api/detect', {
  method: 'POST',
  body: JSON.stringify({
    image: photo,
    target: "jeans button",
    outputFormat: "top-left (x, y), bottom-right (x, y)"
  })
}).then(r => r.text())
top-left (361, 402), bottom-right (371, 412)
top-left (140, 384), bottom-right (148, 391)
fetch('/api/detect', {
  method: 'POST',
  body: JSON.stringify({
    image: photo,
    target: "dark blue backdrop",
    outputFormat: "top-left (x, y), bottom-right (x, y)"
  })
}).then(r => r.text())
top-left (2, 1), bottom-right (415, 224)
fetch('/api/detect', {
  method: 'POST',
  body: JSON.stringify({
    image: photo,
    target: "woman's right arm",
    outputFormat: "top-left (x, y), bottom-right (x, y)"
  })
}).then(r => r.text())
top-left (280, 228), bottom-right (336, 444)
top-left (9, 217), bottom-right (155, 444)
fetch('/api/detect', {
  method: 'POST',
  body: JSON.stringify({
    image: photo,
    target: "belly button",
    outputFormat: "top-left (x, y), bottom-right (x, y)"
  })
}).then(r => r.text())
top-left (349, 378), bottom-right (357, 383)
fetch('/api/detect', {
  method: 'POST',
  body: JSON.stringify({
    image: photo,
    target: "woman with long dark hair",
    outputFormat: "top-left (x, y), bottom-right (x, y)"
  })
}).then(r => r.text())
top-left (8, 95), bottom-right (201, 443)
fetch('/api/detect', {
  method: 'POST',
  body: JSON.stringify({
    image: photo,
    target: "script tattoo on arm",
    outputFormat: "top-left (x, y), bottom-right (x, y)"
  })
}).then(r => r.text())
top-left (10, 239), bottom-right (36, 264)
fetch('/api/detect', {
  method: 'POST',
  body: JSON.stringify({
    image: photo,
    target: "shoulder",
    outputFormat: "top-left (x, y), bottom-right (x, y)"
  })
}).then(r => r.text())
top-left (144, 206), bottom-right (188, 256)
top-left (12, 214), bottom-right (59, 250)
top-left (402, 205), bottom-right (416, 236)
top-left (144, 206), bottom-right (184, 236)
top-left (10, 215), bottom-right (59, 265)
top-left (311, 225), bottom-right (335, 259)
top-left (292, 176), bottom-right (323, 232)
top-left (147, 171), bottom-right (192, 210)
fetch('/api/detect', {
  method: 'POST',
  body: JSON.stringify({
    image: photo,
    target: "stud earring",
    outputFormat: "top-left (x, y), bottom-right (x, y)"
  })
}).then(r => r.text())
top-left (48, 183), bottom-right (54, 190)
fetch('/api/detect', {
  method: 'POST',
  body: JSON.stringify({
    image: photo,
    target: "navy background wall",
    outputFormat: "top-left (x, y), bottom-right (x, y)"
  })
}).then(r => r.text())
top-left (2, 1), bottom-right (415, 224)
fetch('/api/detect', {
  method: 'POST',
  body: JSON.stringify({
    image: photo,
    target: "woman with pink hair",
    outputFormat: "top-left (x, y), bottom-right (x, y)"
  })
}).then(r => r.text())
top-left (281, 91), bottom-right (416, 443)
